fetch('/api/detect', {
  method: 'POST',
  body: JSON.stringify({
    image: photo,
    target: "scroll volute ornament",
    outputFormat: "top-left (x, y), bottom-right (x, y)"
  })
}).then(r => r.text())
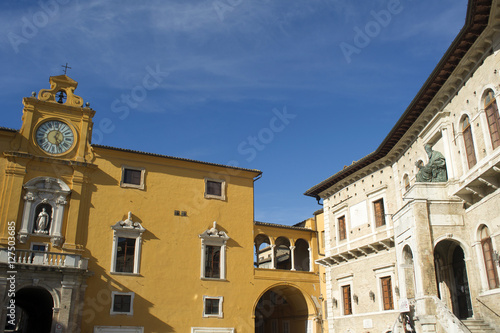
top-left (37, 75), bottom-right (83, 107)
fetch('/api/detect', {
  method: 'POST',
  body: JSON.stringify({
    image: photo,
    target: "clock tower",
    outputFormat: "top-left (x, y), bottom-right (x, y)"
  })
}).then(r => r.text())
top-left (0, 75), bottom-right (96, 250)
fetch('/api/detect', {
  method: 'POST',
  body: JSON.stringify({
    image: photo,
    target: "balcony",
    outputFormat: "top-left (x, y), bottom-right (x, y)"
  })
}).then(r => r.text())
top-left (0, 249), bottom-right (88, 270)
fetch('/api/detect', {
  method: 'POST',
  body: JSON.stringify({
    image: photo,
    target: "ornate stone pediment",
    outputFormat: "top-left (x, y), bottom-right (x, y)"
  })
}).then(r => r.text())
top-left (199, 221), bottom-right (229, 241)
top-left (111, 212), bottom-right (145, 236)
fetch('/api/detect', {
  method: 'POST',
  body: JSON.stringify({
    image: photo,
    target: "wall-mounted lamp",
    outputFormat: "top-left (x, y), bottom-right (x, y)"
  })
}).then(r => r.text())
top-left (369, 291), bottom-right (375, 302)
top-left (353, 294), bottom-right (358, 304)
top-left (319, 294), bottom-right (324, 301)
top-left (332, 297), bottom-right (338, 308)
top-left (493, 251), bottom-right (500, 267)
top-left (395, 286), bottom-right (400, 296)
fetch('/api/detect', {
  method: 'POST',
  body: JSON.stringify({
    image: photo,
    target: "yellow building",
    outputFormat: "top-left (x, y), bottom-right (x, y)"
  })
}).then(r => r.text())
top-left (0, 75), bottom-right (323, 332)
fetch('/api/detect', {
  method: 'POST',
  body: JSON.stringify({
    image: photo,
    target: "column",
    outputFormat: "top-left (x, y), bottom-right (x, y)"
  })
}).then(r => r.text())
top-left (290, 245), bottom-right (296, 271)
top-left (271, 245), bottom-right (276, 269)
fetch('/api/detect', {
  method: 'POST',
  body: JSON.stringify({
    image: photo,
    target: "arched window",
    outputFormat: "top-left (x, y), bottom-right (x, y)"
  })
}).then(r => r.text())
top-left (484, 90), bottom-right (500, 150)
top-left (275, 237), bottom-right (291, 270)
top-left (254, 234), bottom-right (272, 268)
top-left (294, 239), bottom-right (310, 271)
top-left (480, 226), bottom-right (499, 289)
top-left (403, 174), bottom-right (410, 192)
top-left (462, 116), bottom-right (477, 168)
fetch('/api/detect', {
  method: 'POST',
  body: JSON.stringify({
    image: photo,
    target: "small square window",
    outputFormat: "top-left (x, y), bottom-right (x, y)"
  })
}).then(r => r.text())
top-left (121, 166), bottom-right (145, 189)
top-left (205, 178), bottom-right (225, 200)
top-left (110, 292), bottom-right (134, 315)
top-left (203, 296), bottom-right (223, 318)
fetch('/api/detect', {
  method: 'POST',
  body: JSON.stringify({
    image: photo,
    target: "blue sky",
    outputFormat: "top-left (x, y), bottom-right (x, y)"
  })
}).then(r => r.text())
top-left (0, 0), bottom-right (468, 225)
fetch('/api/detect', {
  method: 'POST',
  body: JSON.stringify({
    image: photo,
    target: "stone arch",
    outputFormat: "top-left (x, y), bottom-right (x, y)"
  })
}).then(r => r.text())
top-left (275, 237), bottom-right (291, 270)
top-left (5, 286), bottom-right (55, 333)
top-left (253, 283), bottom-right (318, 333)
top-left (294, 239), bottom-right (310, 272)
top-left (254, 234), bottom-right (272, 268)
top-left (434, 238), bottom-right (473, 319)
top-left (401, 244), bottom-right (416, 299)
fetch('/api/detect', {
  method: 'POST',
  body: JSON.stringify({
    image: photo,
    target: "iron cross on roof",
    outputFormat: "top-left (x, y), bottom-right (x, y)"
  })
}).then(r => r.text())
top-left (61, 63), bottom-right (71, 75)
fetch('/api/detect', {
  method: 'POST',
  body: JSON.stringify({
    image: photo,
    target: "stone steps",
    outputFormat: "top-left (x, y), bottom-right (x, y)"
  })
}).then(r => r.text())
top-left (462, 319), bottom-right (497, 333)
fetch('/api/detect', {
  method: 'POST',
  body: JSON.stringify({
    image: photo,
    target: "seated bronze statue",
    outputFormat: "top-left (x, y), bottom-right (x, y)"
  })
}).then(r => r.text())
top-left (415, 145), bottom-right (448, 182)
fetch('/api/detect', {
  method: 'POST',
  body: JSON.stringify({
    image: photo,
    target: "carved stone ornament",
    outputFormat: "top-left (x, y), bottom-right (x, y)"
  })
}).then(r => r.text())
top-left (37, 75), bottom-right (83, 107)
top-left (199, 221), bottom-right (229, 241)
top-left (111, 212), bottom-right (145, 235)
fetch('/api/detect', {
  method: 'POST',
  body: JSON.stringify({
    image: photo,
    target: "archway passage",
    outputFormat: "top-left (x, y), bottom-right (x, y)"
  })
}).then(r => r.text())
top-left (5, 287), bottom-right (53, 333)
top-left (434, 240), bottom-right (473, 319)
top-left (255, 285), bottom-right (311, 333)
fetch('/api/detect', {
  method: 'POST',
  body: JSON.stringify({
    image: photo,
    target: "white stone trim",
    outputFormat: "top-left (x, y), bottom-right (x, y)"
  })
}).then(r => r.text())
top-left (110, 291), bottom-right (135, 316)
top-left (204, 178), bottom-right (226, 200)
top-left (337, 274), bottom-right (354, 316)
top-left (202, 296), bottom-right (224, 318)
top-left (94, 327), bottom-right (143, 333)
top-left (120, 165), bottom-right (146, 190)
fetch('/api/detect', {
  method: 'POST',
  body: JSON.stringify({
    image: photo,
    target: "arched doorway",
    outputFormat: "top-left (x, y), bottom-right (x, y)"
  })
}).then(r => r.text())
top-left (434, 240), bottom-right (473, 319)
top-left (5, 287), bottom-right (53, 333)
top-left (254, 285), bottom-right (312, 333)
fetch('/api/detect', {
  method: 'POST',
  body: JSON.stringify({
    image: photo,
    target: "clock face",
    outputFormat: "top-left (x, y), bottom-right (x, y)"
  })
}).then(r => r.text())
top-left (36, 120), bottom-right (75, 154)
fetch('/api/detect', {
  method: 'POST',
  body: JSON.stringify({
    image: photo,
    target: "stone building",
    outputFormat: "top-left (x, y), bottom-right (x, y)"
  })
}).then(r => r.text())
top-left (306, 0), bottom-right (500, 332)
top-left (0, 75), bottom-right (324, 332)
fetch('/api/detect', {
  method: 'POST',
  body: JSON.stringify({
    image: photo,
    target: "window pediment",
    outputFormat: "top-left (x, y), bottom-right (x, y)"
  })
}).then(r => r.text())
top-left (111, 212), bottom-right (146, 237)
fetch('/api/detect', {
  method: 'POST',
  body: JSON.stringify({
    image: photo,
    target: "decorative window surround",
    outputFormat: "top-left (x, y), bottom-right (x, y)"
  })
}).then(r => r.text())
top-left (94, 327), bottom-right (143, 333)
top-left (120, 165), bottom-right (145, 190)
top-left (199, 221), bottom-right (229, 280)
top-left (373, 264), bottom-right (396, 312)
top-left (111, 212), bottom-right (145, 274)
top-left (110, 291), bottom-right (135, 315)
top-left (203, 296), bottom-right (224, 318)
top-left (18, 177), bottom-right (71, 246)
top-left (204, 178), bottom-right (226, 200)
top-left (191, 328), bottom-right (234, 333)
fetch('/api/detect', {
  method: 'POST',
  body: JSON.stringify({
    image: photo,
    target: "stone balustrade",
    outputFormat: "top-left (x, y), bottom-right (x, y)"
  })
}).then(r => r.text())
top-left (0, 249), bottom-right (88, 269)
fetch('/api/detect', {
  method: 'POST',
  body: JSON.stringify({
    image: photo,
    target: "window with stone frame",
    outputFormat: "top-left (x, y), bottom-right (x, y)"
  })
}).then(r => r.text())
top-left (480, 226), bottom-right (499, 289)
top-left (381, 276), bottom-right (394, 310)
top-left (111, 212), bottom-right (145, 275)
top-left (110, 292), bottom-right (134, 315)
top-left (205, 178), bottom-right (225, 200)
top-left (342, 284), bottom-right (352, 315)
top-left (373, 199), bottom-right (386, 227)
top-left (484, 90), bottom-right (500, 150)
top-left (403, 174), bottom-right (410, 192)
top-left (203, 296), bottom-right (223, 318)
top-left (120, 166), bottom-right (145, 189)
top-left (199, 222), bottom-right (229, 280)
top-left (462, 116), bottom-right (477, 168)
top-left (338, 216), bottom-right (346, 241)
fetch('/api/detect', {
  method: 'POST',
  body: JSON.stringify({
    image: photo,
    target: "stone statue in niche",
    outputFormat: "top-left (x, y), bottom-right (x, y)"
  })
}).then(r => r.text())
top-left (34, 207), bottom-right (50, 234)
top-left (415, 144), bottom-right (448, 182)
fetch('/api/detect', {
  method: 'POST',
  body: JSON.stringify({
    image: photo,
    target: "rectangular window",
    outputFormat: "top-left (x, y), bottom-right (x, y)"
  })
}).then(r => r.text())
top-left (205, 245), bottom-right (221, 279)
top-left (338, 216), bottom-right (346, 241)
top-left (342, 285), bottom-right (352, 315)
top-left (373, 199), bottom-right (386, 227)
top-left (282, 320), bottom-right (290, 333)
top-left (110, 292), bottom-right (134, 315)
top-left (115, 237), bottom-right (136, 273)
top-left (203, 296), bottom-right (223, 318)
top-left (205, 178), bottom-right (225, 200)
top-left (121, 166), bottom-right (145, 189)
top-left (381, 276), bottom-right (394, 310)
